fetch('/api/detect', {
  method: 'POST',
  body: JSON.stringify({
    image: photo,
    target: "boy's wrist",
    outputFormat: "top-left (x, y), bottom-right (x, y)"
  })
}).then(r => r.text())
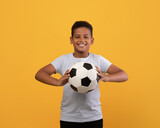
top-left (50, 77), bottom-right (61, 86)
top-left (56, 80), bottom-right (62, 86)
top-left (104, 75), bottom-right (110, 82)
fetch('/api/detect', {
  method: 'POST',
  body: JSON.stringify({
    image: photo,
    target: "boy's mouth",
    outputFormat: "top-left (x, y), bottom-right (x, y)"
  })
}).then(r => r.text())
top-left (77, 43), bottom-right (86, 47)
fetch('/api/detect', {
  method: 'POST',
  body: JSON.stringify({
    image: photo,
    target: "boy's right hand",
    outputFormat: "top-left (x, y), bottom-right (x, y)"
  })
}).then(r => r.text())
top-left (57, 70), bottom-right (70, 86)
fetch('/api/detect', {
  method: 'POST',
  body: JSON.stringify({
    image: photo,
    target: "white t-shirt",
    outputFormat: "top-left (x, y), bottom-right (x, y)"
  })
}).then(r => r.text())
top-left (51, 53), bottom-right (112, 122)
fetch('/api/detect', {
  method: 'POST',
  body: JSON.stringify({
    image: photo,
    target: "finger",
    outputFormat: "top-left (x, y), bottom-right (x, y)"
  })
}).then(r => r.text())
top-left (97, 72), bottom-right (103, 77)
top-left (66, 69), bottom-right (70, 73)
top-left (63, 77), bottom-right (69, 80)
top-left (64, 69), bottom-right (70, 75)
top-left (61, 76), bottom-right (69, 81)
top-left (95, 66), bottom-right (101, 73)
top-left (65, 69), bottom-right (69, 73)
top-left (98, 78), bottom-right (103, 82)
top-left (95, 66), bottom-right (99, 70)
top-left (66, 74), bottom-right (70, 77)
top-left (63, 74), bottom-right (70, 78)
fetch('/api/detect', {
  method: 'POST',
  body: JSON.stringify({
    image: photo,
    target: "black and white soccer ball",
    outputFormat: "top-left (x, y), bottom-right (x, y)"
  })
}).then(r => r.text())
top-left (68, 62), bottom-right (99, 94)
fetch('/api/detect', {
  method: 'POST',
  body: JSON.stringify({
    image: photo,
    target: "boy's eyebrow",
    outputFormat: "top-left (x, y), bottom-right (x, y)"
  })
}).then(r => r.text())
top-left (74, 34), bottom-right (90, 36)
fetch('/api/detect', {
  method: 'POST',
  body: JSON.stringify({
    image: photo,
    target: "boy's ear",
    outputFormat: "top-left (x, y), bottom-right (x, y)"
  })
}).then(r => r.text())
top-left (70, 37), bottom-right (73, 44)
top-left (91, 37), bottom-right (94, 45)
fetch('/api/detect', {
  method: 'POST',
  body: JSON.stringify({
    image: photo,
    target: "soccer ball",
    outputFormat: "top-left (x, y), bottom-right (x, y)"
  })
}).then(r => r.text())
top-left (68, 62), bottom-right (98, 94)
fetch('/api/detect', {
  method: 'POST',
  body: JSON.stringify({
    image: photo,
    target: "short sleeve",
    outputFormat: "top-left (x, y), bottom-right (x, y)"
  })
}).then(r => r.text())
top-left (99, 55), bottom-right (112, 73)
top-left (50, 55), bottom-right (64, 74)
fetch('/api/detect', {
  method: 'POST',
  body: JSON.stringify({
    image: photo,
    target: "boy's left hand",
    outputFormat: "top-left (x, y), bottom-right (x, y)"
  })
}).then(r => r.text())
top-left (57, 70), bottom-right (70, 86)
top-left (95, 66), bottom-right (108, 82)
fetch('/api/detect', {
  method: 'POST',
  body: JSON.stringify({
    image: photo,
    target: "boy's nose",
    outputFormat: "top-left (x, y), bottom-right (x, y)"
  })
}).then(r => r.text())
top-left (79, 37), bottom-right (85, 42)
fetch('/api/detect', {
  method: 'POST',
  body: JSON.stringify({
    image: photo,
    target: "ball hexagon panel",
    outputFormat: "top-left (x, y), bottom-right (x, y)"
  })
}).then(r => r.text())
top-left (88, 80), bottom-right (98, 90)
top-left (77, 86), bottom-right (89, 93)
top-left (76, 67), bottom-right (87, 78)
top-left (87, 69), bottom-right (97, 81)
top-left (72, 62), bottom-right (84, 69)
top-left (68, 76), bottom-right (81, 88)
top-left (70, 84), bottom-right (78, 91)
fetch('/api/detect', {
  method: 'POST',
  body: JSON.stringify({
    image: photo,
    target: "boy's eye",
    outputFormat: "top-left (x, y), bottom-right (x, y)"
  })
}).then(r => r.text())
top-left (74, 36), bottom-right (89, 38)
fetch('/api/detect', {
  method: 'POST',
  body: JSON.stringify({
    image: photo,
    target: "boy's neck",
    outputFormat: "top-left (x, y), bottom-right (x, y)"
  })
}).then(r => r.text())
top-left (73, 52), bottom-right (89, 58)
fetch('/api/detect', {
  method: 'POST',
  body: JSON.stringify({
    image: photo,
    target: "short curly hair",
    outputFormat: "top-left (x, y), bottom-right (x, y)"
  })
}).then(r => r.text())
top-left (71, 21), bottom-right (93, 37)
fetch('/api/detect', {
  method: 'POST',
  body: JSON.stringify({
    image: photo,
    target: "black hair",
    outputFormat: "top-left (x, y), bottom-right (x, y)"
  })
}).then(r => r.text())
top-left (71, 21), bottom-right (93, 37)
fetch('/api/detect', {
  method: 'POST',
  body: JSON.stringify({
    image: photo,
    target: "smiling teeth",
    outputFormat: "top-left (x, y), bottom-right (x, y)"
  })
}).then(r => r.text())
top-left (79, 44), bottom-right (85, 46)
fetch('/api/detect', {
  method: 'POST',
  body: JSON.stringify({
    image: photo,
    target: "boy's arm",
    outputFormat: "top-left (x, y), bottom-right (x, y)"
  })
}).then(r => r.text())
top-left (96, 64), bottom-right (128, 82)
top-left (35, 64), bottom-right (70, 86)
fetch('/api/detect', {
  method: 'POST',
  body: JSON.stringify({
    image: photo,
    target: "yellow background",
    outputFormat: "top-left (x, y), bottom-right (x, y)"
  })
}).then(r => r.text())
top-left (0, 0), bottom-right (160, 128)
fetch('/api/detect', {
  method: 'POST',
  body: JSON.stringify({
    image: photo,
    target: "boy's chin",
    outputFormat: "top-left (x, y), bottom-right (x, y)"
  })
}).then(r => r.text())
top-left (76, 50), bottom-right (89, 54)
top-left (74, 47), bottom-right (89, 54)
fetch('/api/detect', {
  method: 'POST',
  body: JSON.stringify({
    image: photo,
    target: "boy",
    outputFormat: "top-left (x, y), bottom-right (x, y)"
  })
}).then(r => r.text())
top-left (35, 21), bottom-right (128, 128)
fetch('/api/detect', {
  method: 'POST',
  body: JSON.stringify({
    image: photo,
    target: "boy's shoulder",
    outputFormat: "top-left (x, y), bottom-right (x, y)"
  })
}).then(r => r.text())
top-left (90, 53), bottom-right (111, 63)
top-left (90, 53), bottom-right (102, 59)
top-left (56, 53), bottom-right (72, 59)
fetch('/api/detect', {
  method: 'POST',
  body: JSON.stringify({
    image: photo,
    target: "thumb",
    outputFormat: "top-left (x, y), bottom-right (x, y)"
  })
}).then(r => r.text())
top-left (65, 69), bottom-right (70, 75)
top-left (98, 78), bottom-right (103, 82)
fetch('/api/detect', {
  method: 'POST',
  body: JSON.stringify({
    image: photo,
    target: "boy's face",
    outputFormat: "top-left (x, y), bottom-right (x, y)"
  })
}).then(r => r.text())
top-left (70, 27), bottom-right (94, 54)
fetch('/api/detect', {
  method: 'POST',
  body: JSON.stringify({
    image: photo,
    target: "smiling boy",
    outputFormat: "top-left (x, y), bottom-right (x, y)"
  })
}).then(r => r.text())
top-left (70, 26), bottom-right (94, 58)
top-left (35, 21), bottom-right (128, 128)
